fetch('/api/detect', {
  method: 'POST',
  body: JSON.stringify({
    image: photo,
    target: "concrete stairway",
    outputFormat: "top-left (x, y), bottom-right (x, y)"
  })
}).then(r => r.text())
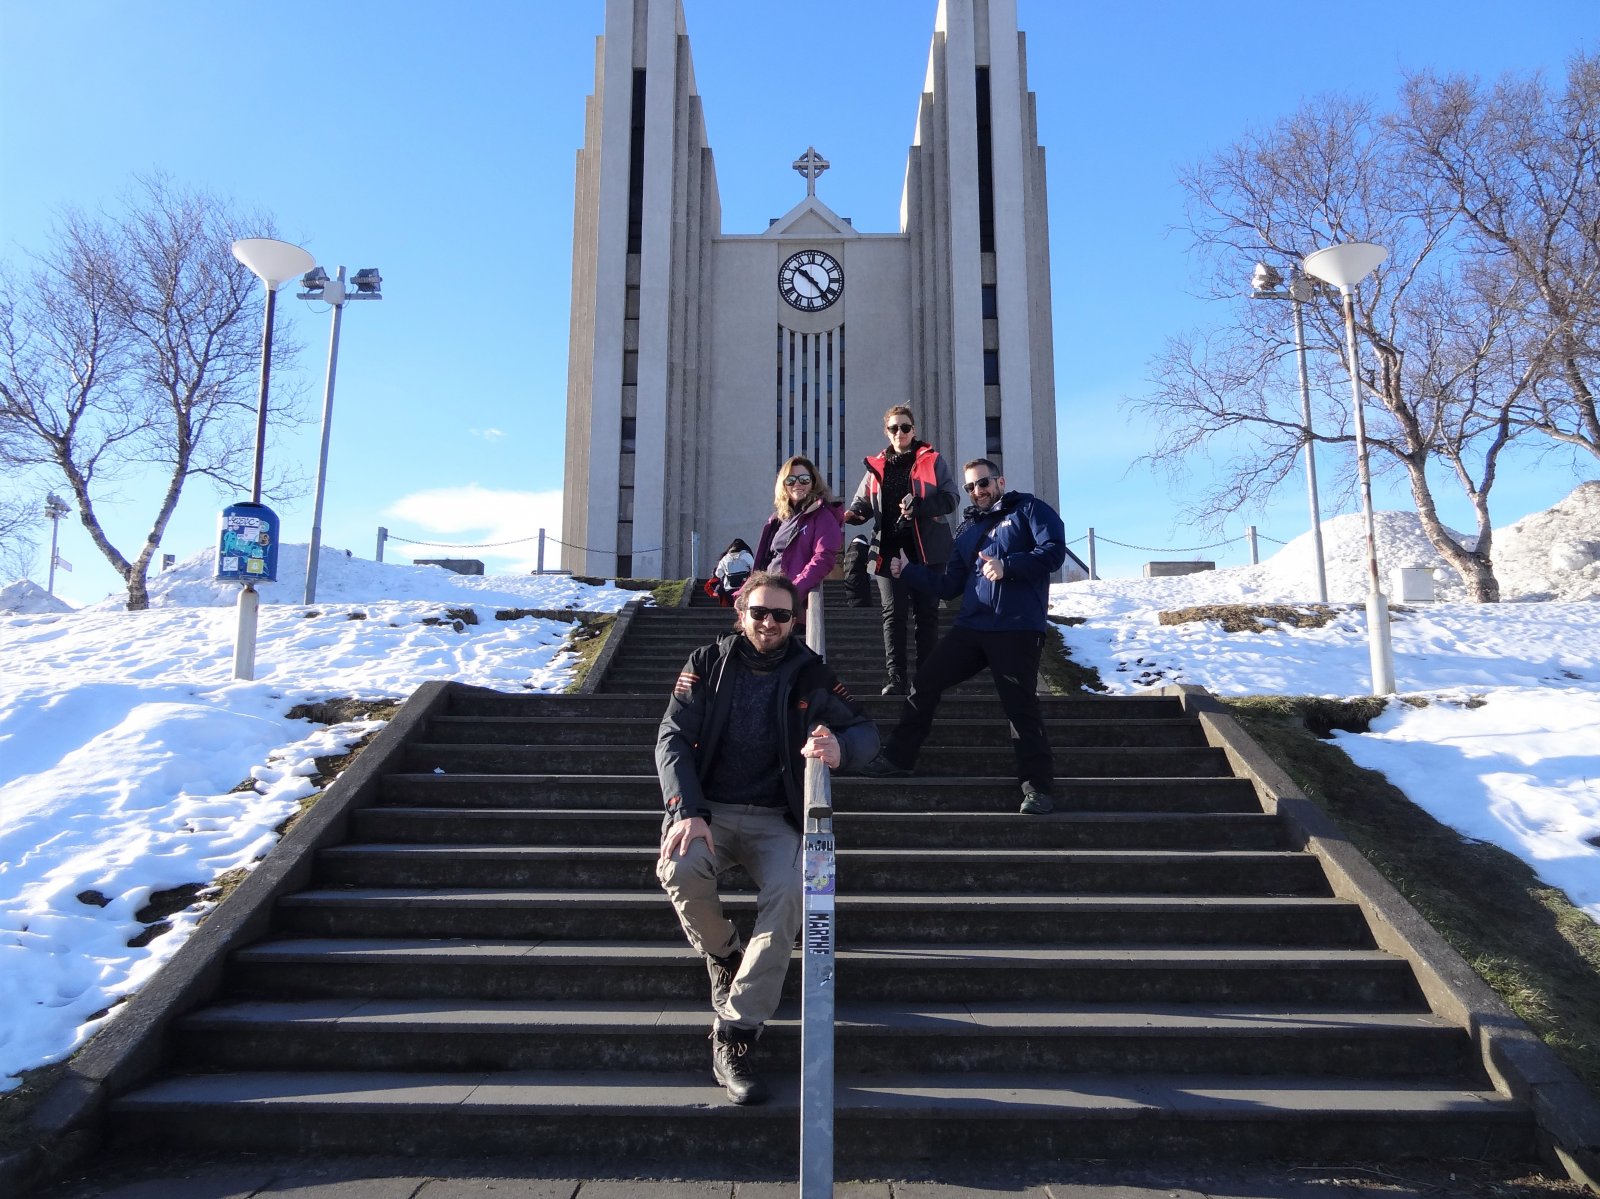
top-left (104, 589), bottom-right (1535, 1174)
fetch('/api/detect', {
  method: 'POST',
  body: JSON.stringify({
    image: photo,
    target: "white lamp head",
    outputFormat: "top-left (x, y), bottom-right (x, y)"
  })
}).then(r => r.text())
top-left (232, 238), bottom-right (316, 291)
top-left (1303, 242), bottom-right (1387, 292)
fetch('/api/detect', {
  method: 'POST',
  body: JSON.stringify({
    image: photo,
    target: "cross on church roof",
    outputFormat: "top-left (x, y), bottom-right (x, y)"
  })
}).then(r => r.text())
top-left (792, 146), bottom-right (829, 196)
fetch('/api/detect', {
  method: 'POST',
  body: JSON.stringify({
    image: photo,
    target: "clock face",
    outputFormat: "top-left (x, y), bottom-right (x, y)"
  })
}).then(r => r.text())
top-left (778, 250), bottom-right (844, 312)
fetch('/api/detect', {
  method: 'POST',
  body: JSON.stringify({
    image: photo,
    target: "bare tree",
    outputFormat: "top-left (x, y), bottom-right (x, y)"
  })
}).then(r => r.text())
top-left (0, 175), bottom-right (302, 610)
top-left (1136, 91), bottom-right (1562, 602)
top-left (0, 491), bottom-right (40, 580)
top-left (1396, 53), bottom-right (1600, 461)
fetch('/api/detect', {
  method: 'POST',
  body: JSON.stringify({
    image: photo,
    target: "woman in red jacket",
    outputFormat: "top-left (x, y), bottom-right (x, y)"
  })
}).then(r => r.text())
top-left (846, 406), bottom-right (960, 693)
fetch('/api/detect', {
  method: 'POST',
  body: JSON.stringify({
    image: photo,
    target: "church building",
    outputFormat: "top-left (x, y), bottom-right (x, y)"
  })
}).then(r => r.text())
top-left (561, 0), bottom-right (1059, 578)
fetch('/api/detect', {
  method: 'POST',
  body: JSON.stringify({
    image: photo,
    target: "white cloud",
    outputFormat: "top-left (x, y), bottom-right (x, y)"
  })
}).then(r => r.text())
top-left (384, 486), bottom-right (562, 573)
top-left (471, 428), bottom-right (505, 442)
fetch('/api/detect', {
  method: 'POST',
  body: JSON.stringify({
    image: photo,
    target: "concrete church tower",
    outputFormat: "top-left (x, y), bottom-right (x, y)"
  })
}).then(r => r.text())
top-left (562, 0), bottom-right (1058, 578)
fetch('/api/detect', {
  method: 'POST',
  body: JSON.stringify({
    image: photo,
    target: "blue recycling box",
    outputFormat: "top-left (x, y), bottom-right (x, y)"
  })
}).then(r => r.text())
top-left (216, 502), bottom-right (279, 583)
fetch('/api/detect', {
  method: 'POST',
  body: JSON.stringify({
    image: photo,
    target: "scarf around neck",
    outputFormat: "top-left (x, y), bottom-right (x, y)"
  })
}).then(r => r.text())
top-left (768, 495), bottom-right (820, 566)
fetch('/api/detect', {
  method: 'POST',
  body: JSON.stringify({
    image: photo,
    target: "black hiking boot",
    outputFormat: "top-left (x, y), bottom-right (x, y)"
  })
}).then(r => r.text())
top-left (710, 1026), bottom-right (768, 1105)
top-left (1019, 781), bottom-right (1055, 815)
top-left (706, 946), bottom-right (743, 1017)
top-left (859, 752), bottom-right (912, 778)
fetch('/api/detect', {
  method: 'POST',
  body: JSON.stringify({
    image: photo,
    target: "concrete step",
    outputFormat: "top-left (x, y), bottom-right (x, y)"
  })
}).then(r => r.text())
top-left (420, 715), bottom-right (1209, 749)
top-left (169, 998), bottom-right (1473, 1079)
top-left (443, 692), bottom-right (1182, 721)
top-left (377, 773), bottom-right (1264, 813)
top-left (313, 844), bottom-right (1330, 894)
top-left (107, 1071), bottom-right (1533, 1167)
top-left (226, 940), bottom-right (1421, 1006)
top-left (273, 889), bottom-right (1370, 946)
top-left (402, 742), bottom-right (1233, 778)
top-left (347, 807), bottom-right (1286, 851)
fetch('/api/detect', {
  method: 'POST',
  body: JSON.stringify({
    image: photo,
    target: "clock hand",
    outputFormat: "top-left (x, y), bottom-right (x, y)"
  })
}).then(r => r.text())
top-left (801, 265), bottom-right (829, 295)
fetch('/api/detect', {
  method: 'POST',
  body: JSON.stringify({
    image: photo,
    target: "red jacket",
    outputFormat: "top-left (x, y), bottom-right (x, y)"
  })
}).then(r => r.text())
top-left (847, 442), bottom-right (960, 568)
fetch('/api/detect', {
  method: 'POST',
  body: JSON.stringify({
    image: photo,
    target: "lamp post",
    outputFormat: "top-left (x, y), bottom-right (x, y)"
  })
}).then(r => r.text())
top-left (44, 494), bottom-right (70, 595)
top-left (1250, 261), bottom-right (1329, 604)
top-left (1303, 241), bottom-right (1394, 696)
top-left (229, 237), bottom-right (315, 681)
top-left (297, 265), bottom-right (383, 604)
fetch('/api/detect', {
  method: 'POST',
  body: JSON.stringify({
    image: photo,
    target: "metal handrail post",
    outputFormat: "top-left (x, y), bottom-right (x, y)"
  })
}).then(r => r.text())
top-left (799, 588), bottom-right (834, 1197)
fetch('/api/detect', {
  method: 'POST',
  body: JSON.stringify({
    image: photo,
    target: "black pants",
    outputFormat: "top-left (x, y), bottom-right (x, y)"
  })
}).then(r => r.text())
top-left (884, 624), bottom-right (1053, 791)
top-left (875, 573), bottom-right (941, 682)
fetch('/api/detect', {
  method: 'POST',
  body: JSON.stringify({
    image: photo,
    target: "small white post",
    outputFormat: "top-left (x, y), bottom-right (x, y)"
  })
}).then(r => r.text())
top-left (233, 585), bottom-right (260, 681)
top-left (537, 528), bottom-right (546, 575)
top-left (1086, 528), bottom-right (1098, 580)
top-left (1247, 525), bottom-right (1259, 565)
top-left (376, 527), bottom-right (388, 563)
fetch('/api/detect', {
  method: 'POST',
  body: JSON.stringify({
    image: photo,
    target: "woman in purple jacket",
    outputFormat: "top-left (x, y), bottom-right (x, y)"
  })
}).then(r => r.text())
top-left (748, 455), bottom-right (844, 621)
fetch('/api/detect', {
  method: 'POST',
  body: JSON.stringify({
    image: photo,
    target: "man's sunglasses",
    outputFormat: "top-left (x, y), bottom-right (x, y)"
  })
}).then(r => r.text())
top-left (885, 422), bottom-right (914, 434)
top-left (744, 605), bottom-right (795, 625)
top-left (963, 476), bottom-right (998, 495)
top-left (784, 474), bottom-right (813, 486)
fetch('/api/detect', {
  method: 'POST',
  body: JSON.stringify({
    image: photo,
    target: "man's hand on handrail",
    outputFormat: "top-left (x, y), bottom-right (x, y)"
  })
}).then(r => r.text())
top-left (801, 724), bottom-right (841, 770)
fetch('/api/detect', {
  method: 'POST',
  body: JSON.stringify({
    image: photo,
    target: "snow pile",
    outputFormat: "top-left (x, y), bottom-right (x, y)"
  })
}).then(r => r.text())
top-left (1492, 480), bottom-right (1600, 602)
top-left (0, 579), bottom-right (76, 615)
top-left (87, 542), bottom-right (639, 614)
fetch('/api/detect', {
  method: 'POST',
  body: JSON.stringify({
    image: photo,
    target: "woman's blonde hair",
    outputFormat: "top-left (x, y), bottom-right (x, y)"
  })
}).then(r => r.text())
top-left (773, 455), bottom-right (835, 518)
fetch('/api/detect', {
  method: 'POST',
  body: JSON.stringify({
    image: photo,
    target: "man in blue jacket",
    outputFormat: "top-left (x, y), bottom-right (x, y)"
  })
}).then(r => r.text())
top-left (656, 571), bottom-right (878, 1104)
top-left (861, 458), bottom-right (1067, 815)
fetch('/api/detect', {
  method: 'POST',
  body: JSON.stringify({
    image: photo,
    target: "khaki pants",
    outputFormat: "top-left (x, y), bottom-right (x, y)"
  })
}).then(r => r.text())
top-left (656, 800), bottom-right (802, 1032)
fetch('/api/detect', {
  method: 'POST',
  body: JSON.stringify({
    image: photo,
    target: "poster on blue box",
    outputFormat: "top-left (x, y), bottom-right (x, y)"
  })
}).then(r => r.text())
top-left (215, 502), bottom-right (279, 583)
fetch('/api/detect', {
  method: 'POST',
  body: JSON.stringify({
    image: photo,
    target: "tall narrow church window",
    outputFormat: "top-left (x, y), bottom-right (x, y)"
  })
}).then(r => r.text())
top-left (777, 324), bottom-right (845, 493)
top-left (626, 70), bottom-right (647, 254)
top-left (975, 67), bottom-right (995, 254)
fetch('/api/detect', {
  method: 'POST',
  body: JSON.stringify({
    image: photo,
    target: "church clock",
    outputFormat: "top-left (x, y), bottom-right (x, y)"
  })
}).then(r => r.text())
top-left (778, 249), bottom-right (844, 311)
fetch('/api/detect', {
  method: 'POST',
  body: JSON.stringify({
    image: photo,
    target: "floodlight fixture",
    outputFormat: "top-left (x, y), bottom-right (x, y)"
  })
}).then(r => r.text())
top-left (297, 263), bottom-right (386, 604)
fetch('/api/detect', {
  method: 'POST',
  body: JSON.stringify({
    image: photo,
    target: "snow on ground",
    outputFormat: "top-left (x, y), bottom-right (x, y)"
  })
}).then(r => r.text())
top-left (0, 550), bottom-right (635, 1091)
top-left (0, 578), bottom-right (76, 615)
top-left (1, 485), bottom-right (1598, 1093)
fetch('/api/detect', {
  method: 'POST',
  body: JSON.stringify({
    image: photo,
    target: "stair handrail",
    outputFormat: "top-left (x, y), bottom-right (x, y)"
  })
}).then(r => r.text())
top-left (799, 587), bottom-right (835, 1198)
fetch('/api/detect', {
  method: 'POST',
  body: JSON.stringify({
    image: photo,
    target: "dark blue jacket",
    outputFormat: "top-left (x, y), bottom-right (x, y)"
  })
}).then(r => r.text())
top-left (899, 490), bottom-right (1066, 633)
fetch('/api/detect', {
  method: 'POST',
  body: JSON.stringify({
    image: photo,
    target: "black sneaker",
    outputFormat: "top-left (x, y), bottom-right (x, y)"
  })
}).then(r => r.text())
top-left (880, 676), bottom-right (908, 695)
top-left (1019, 783), bottom-right (1055, 815)
top-left (710, 1026), bottom-right (768, 1105)
top-left (706, 947), bottom-right (742, 1016)
top-left (859, 752), bottom-right (912, 778)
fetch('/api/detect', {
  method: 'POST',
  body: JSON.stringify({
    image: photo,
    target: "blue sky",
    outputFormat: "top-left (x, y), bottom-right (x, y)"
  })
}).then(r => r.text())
top-left (3, 0), bottom-right (1596, 605)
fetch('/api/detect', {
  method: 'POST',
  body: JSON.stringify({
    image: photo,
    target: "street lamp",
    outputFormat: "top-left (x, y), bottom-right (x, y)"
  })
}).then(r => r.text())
top-left (1250, 261), bottom-right (1329, 604)
top-left (297, 264), bottom-right (383, 604)
top-left (44, 493), bottom-right (71, 596)
top-left (229, 237), bottom-right (315, 681)
top-left (1302, 241), bottom-right (1394, 696)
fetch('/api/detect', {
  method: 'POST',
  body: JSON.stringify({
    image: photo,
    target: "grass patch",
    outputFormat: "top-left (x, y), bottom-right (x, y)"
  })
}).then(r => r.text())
top-left (1042, 616), bottom-right (1108, 694)
top-left (564, 613), bottom-right (617, 692)
top-left (1159, 603), bottom-right (1341, 633)
top-left (647, 578), bottom-right (687, 608)
top-left (1226, 696), bottom-right (1600, 1093)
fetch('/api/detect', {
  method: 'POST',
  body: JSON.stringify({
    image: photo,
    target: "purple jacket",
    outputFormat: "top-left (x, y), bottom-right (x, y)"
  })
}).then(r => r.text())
top-left (750, 500), bottom-right (845, 605)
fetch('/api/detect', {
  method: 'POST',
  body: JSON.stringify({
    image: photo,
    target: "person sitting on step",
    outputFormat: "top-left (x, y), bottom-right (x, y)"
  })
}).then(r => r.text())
top-left (655, 570), bottom-right (878, 1104)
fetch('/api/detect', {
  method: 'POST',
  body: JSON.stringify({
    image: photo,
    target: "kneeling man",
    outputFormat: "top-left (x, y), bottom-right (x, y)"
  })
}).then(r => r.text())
top-left (656, 570), bottom-right (878, 1104)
